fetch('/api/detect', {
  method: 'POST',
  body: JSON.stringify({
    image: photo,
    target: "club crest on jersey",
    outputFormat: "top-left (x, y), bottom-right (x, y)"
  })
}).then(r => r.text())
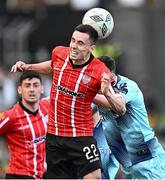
top-left (82, 74), bottom-right (91, 84)
top-left (0, 113), bottom-right (5, 120)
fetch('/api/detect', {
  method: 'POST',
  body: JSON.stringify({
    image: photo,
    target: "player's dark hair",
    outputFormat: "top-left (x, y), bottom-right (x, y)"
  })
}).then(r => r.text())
top-left (98, 55), bottom-right (116, 73)
top-left (19, 71), bottom-right (42, 85)
top-left (74, 24), bottom-right (98, 44)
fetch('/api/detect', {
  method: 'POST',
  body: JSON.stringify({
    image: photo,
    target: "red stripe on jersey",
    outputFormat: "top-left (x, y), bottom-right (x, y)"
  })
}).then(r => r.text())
top-left (0, 99), bottom-right (49, 179)
top-left (48, 46), bottom-right (110, 137)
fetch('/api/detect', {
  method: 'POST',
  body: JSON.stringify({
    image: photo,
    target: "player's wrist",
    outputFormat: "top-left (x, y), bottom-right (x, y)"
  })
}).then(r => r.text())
top-left (103, 89), bottom-right (111, 97)
top-left (26, 64), bottom-right (32, 70)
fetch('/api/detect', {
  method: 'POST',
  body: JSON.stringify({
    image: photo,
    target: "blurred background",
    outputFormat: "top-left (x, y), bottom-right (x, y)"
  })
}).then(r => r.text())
top-left (0, 0), bottom-right (165, 178)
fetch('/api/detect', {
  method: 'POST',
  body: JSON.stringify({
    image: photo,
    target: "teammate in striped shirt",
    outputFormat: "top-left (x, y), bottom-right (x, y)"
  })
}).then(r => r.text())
top-left (0, 71), bottom-right (49, 179)
top-left (10, 24), bottom-right (126, 179)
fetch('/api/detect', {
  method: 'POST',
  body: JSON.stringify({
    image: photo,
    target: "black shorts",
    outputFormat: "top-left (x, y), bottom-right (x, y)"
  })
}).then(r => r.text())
top-left (46, 133), bottom-right (102, 179)
top-left (5, 174), bottom-right (34, 179)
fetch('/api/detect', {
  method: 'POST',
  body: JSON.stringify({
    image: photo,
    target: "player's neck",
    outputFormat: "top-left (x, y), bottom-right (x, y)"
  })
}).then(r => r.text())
top-left (21, 99), bottom-right (39, 113)
top-left (72, 54), bottom-right (90, 65)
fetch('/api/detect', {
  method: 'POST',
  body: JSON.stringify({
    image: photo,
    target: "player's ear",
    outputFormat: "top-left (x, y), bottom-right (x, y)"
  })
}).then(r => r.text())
top-left (17, 86), bottom-right (22, 95)
top-left (41, 85), bottom-right (44, 94)
top-left (90, 44), bottom-right (96, 53)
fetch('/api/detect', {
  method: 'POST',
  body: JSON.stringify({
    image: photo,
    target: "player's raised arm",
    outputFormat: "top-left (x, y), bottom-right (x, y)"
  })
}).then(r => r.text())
top-left (95, 72), bottom-right (126, 116)
top-left (11, 60), bottom-right (52, 75)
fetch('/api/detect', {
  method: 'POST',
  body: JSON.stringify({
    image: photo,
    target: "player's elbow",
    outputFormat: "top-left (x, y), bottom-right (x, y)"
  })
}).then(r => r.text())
top-left (114, 100), bottom-right (126, 116)
top-left (118, 105), bottom-right (126, 116)
top-left (115, 95), bottom-right (126, 116)
top-left (114, 106), bottom-right (126, 116)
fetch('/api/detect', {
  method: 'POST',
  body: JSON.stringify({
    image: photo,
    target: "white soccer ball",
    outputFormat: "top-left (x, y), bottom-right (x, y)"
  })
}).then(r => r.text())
top-left (82, 8), bottom-right (114, 39)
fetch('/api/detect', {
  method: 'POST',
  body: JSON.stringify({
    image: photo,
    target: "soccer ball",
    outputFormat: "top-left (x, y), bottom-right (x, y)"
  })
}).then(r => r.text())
top-left (82, 8), bottom-right (114, 39)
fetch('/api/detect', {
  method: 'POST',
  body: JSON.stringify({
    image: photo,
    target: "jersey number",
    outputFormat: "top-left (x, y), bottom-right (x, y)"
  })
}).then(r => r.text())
top-left (83, 144), bottom-right (99, 160)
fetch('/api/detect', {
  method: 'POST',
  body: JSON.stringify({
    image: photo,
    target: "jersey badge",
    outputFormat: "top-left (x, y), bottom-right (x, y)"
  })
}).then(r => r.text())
top-left (82, 74), bottom-right (91, 84)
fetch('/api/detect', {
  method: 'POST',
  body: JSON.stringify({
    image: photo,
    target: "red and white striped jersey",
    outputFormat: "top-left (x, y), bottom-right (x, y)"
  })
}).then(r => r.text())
top-left (0, 98), bottom-right (49, 179)
top-left (48, 46), bottom-right (110, 137)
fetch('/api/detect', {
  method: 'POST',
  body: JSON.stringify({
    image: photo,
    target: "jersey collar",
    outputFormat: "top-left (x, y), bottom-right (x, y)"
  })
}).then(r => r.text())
top-left (112, 74), bottom-right (121, 87)
top-left (19, 100), bottom-right (39, 116)
top-left (69, 54), bottom-right (94, 68)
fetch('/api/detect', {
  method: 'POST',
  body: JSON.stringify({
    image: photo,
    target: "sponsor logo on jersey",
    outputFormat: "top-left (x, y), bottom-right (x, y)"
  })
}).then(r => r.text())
top-left (33, 135), bottom-right (46, 144)
top-left (82, 74), bottom-right (91, 84)
top-left (26, 135), bottom-right (46, 145)
top-left (0, 113), bottom-right (5, 121)
top-left (57, 85), bottom-right (83, 98)
top-left (18, 124), bottom-right (30, 130)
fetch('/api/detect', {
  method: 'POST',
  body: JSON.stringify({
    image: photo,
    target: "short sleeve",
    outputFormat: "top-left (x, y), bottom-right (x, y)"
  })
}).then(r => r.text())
top-left (0, 111), bottom-right (12, 135)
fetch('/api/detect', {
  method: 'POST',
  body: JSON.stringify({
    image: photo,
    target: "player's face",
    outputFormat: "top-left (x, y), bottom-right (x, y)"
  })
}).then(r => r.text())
top-left (18, 78), bottom-right (43, 104)
top-left (69, 31), bottom-right (95, 64)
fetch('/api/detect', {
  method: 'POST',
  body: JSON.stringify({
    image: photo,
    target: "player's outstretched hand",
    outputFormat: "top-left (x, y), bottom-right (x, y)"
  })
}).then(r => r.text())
top-left (11, 61), bottom-right (31, 72)
top-left (101, 72), bottom-right (111, 95)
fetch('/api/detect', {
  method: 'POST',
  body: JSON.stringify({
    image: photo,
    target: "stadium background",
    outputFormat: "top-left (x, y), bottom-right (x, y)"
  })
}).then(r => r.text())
top-left (0, 0), bottom-right (165, 178)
